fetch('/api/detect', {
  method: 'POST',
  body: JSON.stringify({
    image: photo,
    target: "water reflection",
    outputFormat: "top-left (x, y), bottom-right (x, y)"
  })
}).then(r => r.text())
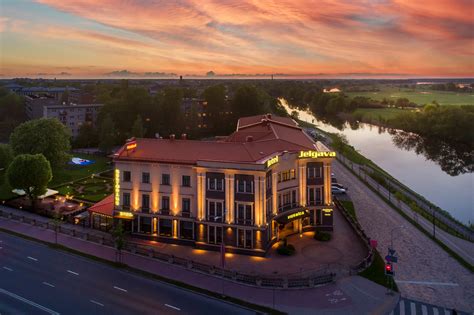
top-left (390, 131), bottom-right (474, 176)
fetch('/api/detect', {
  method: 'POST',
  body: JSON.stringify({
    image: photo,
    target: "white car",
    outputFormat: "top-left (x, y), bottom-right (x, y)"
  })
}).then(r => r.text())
top-left (331, 186), bottom-right (346, 194)
top-left (332, 183), bottom-right (348, 190)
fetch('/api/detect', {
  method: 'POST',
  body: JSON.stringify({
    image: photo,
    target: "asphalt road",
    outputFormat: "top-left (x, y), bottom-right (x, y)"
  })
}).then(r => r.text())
top-left (0, 231), bottom-right (255, 315)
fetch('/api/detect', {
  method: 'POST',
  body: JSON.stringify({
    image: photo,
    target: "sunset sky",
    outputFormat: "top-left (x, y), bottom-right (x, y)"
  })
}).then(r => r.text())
top-left (0, 0), bottom-right (473, 78)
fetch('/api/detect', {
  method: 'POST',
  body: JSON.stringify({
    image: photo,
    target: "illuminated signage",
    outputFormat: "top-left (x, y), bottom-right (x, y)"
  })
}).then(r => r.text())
top-left (287, 210), bottom-right (307, 220)
top-left (323, 208), bottom-right (333, 217)
top-left (126, 142), bottom-right (137, 150)
top-left (266, 155), bottom-right (279, 168)
top-left (117, 211), bottom-right (133, 218)
top-left (114, 169), bottom-right (120, 206)
top-left (298, 150), bottom-right (336, 159)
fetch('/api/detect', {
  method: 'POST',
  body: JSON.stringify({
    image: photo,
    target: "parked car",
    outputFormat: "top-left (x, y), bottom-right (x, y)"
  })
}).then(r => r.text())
top-left (331, 186), bottom-right (346, 194)
top-left (332, 183), bottom-right (348, 190)
top-left (331, 172), bottom-right (337, 183)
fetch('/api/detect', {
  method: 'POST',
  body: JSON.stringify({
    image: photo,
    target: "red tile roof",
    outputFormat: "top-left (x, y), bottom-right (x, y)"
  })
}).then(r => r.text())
top-left (88, 194), bottom-right (114, 216)
top-left (114, 114), bottom-right (320, 165)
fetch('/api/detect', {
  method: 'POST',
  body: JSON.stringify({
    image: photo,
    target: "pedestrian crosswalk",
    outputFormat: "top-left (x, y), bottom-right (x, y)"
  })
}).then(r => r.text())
top-left (388, 298), bottom-right (471, 315)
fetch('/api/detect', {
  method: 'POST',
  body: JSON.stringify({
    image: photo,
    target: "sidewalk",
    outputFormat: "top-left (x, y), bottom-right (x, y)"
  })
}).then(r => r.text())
top-left (0, 212), bottom-right (399, 315)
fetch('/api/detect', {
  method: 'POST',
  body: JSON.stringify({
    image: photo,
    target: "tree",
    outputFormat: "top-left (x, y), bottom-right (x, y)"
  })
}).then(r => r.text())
top-left (74, 123), bottom-right (98, 148)
top-left (50, 211), bottom-right (63, 245)
top-left (0, 144), bottom-right (13, 171)
top-left (131, 115), bottom-right (145, 138)
top-left (10, 118), bottom-right (71, 167)
top-left (99, 114), bottom-right (116, 153)
top-left (231, 85), bottom-right (265, 118)
top-left (111, 221), bottom-right (126, 263)
top-left (203, 85), bottom-right (226, 132)
top-left (7, 154), bottom-right (52, 209)
top-left (158, 88), bottom-right (183, 135)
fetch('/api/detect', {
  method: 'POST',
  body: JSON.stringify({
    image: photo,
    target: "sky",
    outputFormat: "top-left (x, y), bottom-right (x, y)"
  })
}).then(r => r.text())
top-left (0, 0), bottom-right (473, 78)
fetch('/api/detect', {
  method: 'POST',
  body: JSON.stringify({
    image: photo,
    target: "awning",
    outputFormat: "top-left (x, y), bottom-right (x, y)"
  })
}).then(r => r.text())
top-left (88, 194), bottom-right (114, 217)
top-left (12, 188), bottom-right (58, 199)
top-left (273, 208), bottom-right (310, 224)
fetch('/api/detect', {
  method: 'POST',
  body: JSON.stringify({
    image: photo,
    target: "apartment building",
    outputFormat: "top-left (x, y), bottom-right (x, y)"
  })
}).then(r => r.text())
top-left (112, 114), bottom-right (335, 255)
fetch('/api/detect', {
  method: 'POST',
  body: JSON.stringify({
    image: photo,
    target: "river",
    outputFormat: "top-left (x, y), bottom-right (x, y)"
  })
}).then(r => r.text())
top-left (280, 98), bottom-right (473, 225)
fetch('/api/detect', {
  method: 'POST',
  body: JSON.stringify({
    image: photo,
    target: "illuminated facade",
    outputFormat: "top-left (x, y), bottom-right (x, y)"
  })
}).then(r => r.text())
top-left (113, 114), bottom-right (335, 255)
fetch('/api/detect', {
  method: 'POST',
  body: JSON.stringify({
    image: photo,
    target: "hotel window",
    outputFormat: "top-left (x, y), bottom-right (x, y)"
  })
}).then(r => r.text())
top-left (235, 203), bottom-right (253, 225)
top-left (208, 226), bottom-right (223, 244)
top-left (266, 172), bottom-right (272, 190)
top-left (278, 190), bottom-right (297, 210)
top-left (142, 172), bottom-right (150, 184)
top-left (123, 171), bottom-right (131, 182)
top-left (161, 196), bottom-right (170, 212)
top-left (266, 198), bottom-right (272, 214)
top-left (159, 219), bottom-right (172, 237)
top-left (140, 217), bottom-right (151, 234)
top-left (208, 178), bottom-right (224, 191)
top-left (307, 187), bottom-right (323, 205)
top-left (161, 173), bottom-right (170, 185)
top-left (180, 221), bottom-right (194, 240)
top-left (207, 200), bottom-right (223, 222)
top-left (182, 198), bottom-right (191, 217)
top-left (308, 166), bottom-right (322, 179)
top-left (122, 192), bottom-right (130, 208)
top-left (237, 229), bottom-right (252, 249)
top-left (182, 175), bottom-right (191, 187)
top-left (236, 180), bottom-right (253, 193)
top-left (278, 169), bottom-right (296, 183)
top-left (141, 194), bottom-right (150, 213)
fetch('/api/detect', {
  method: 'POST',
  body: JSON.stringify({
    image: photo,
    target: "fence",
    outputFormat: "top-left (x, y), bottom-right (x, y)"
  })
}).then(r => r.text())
top-left (0, 208), bottom-right (336, 289)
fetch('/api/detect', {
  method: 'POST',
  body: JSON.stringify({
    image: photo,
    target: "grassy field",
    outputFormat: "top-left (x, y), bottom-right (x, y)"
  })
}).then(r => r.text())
top-left (346, 87), bottom-right (473, 106)
top-left (0, 153), bottom-right (112, 201)
top-left (56, 176), bottom-right (113, 202)
top-left (353, 108), bottom-right (409, 121)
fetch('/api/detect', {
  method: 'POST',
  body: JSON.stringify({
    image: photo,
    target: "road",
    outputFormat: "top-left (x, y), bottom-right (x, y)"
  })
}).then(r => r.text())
top-left (0, 231), bottom-right (255, 315)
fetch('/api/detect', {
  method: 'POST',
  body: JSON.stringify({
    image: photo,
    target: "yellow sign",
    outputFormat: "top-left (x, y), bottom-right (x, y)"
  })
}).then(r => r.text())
top-left (117, 211), bottom-right (133, 218)
top-left (287, 210), bottom-right (307, 220)
top-left (298, 150), bottom-right (336, 159)
top-left (323, 208), bottom-right (333, 216)
top-left (114, 169), bottom-right (120, 206)
top-left (126, 142), bottom-right (137, 150)
top-left (266, 155), bottom-right (279, 168)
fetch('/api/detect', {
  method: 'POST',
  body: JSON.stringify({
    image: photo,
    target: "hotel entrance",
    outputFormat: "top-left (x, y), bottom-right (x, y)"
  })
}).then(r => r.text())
top-left (273, 209), bottom-right (309, 240)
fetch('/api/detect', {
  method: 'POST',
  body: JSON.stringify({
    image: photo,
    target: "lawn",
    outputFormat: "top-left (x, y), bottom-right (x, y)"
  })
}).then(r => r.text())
top-left (346, 86), bottom-right (473, 106)
top-left (359, 250), bottom-right (398, 292)
top-left (340, 200), bottom-right (356, 221)
top-left (56, 176), bottom-right (113, 202)
top-left (50, 153), bottom-right (112, 187)
top-left (353, 108), bottom-right (409, 121)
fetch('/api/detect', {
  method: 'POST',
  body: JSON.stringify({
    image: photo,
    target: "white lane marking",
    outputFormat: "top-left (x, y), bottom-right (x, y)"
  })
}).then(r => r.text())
top-left (165, 304), bottom-right (181, 311)
top-left (42, 282), bottom-right (55, 288)
top-left (0, 288), bottom-right (60, 315)
top-left (421, 304), bottom-right (428, 315)
top-left (27, 256), bottom-right (38, 261)
top-left (444, 309), bottom-right (450, 315)
top-left (3, 267), bottom-right (13, 271)
top-left (67, 270), bottom-right (79, 276)
top-left (396, 280), bottom-right (458, 287)
top-left (433, 308), bottom-right (439, 315)
top-left (113, 286), bottom-right (127, 292)
top-left (399, 300), bottom-right (405, 315)
top-left (410, 302), bottom-right (416, 315)
top-left (90, 300), bottom-right (104, 307)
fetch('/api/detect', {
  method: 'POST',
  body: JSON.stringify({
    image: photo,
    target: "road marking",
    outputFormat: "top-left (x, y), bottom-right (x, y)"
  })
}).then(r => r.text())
top-left (165, 304), bottom-right (181, 311)
top-left (67, 270), bottom-right (79, 276)
top-left (396, 280), bottom-right (458, 287)
top-left (433, 308), bottom-right (439, 315)
top-left (90, 300), bottom-right (104, 307)
top-left (0, 288), bottom-right (60, 315)
top-left (2, 267), bottom-right (13, 271)
top-left (113, 286), bottom-right (127, 292)
top-left (399, 300), bottom-right (405, 315)
top-left (42, 282), bottom-right (55, 288)
top-left (421, 304), bottom-right (428, 315)
top-left (410, 302), bottom-right (416, 315)
top-left (27, 256), bottom-right (38, 261)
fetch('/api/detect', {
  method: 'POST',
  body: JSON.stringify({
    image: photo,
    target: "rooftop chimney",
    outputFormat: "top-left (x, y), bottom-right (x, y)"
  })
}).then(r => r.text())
top-left (246, 136), bottom-right (253, 142)
top-left (181, 133), bottom-right (187, 140)
top-left (170, 134), bottom-right (175, 140)
top-left (266, 113), bottom-right (272, 119)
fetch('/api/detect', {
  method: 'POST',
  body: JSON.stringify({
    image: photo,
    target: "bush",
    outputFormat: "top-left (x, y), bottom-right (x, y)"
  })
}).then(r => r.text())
top-left (314, 231), bottom-right (332, 241)
top-left (276, 238), bottom-right (295, 256)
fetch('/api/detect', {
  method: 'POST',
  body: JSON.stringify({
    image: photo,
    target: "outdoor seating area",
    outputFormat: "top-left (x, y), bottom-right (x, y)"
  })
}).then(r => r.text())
top-left (6, 195), bottom-right (86, 219)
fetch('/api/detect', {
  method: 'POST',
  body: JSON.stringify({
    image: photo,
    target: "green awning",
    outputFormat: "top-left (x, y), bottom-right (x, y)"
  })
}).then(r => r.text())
top-left (273, 208), bottom-right (309, 224)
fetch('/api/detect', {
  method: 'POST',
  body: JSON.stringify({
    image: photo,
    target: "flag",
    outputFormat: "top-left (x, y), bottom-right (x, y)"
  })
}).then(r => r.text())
top-left (220, 241), bottom-right (226, 268)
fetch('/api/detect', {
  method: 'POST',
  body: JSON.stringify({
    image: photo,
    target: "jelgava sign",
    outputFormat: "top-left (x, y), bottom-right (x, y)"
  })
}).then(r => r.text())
top-left (298, 150), bottom-right (336, 159)
top-left (266, 155), bottom-right (279, 168)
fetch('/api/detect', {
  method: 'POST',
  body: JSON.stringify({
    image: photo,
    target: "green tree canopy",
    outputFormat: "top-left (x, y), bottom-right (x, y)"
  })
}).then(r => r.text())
top-left (74, 123), bottom-right (98, 148)
top-left (9, 118), bottom-right (71, 167)
top-left (231, 85), bottom-right (265, 118)
top-left (7, 154), bottom-right (52, 207)
top-left (99, 114), bottom-right (116, 153)
top-left (131, 115), bottom-right (145, 138)
top-left (0, 143), bottom-right (13, 170)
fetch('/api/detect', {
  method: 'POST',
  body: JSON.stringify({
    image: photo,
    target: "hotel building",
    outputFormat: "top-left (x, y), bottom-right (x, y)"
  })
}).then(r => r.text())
top-left (113, 114), bottom-right (335, 255)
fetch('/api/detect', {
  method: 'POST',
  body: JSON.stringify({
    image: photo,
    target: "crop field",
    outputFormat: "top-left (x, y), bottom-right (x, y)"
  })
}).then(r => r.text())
top-left (346, 87), bottom-right (473, 106)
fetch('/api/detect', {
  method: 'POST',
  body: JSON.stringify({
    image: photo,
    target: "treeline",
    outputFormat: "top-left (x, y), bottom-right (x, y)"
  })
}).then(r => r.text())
top-left (75, 81), bottom-right (286, 151)
top-left (431, 82), bottom-right (473, 93)
top-left (0, 88), bottom-right (27, 141)
top-left (388, 105), bottom-right (474, 146)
